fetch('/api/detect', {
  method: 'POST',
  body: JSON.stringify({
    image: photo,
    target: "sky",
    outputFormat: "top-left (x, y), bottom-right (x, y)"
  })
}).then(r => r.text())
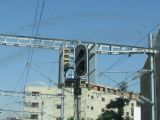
top-left (0, 0), bottom-right (160, 118)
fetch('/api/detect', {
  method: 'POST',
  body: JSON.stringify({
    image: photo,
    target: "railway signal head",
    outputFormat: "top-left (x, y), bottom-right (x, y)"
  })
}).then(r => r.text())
top-left (74, 43), bottom-right (88, 77)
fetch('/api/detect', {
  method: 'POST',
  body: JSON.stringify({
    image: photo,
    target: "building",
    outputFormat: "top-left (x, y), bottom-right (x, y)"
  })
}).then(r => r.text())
top-left (140, 30), bottom-right (160, 120)
top-left (23, 84), bottom-right (74, 120)
top-left (23, 83), bottom-right (140, 120)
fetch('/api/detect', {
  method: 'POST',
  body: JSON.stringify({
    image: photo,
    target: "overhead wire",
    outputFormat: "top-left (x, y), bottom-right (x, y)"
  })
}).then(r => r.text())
top-left (26, 0), bottom-right (40, 67)
top-left (1, 67), bottom-right (27, 110)
top-left (29, 64), bottom-right (55, 85)
top-left (48, 60), bottom-right (56, 88)
top-left (25, 0), bottom-right (45, 85)
top-left (98, 71), bottom-right (118, 84)
top-left (128, 82), bottom-right (140, 88)
top-left (98, 23), bottom-right (160, 90)
top-left (112, 69), bottom-right (141, 88)
top-left (6, 0), bottom-right (42, 113)
top-left (1, 0), bottom-right (46, 115)
top-left (97, 55), bottom-right (127, 78)
top-left (134, 23), bottom-right (160, 46)
top-left (98, 23), bottom-right (160, 76)
top-left (98, 55), bottom-right (130, 78)
top-left (25, 64), bottom-right (73, 94)
top-left (7, 0), bottom-right (42, 113)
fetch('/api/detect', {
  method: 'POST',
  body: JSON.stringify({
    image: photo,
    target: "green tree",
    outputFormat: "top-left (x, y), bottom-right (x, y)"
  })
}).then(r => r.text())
top-left (97, 82), bottom-right (131, 120)
top-left (97, 97), bottom-right (130, 120)
top-left (67, 116), bottom-right (74, 120)
top-left (67, 116), bottom-right (84, 120)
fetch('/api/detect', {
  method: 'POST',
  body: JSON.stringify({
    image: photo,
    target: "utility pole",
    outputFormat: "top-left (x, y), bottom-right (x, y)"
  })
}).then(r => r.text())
top-left (74, 77), bottom-right (81, 120)
top-left (61, 88), bottom-right (64, 120)
top-left (41, 101), bottom-right (44, 120)
top-left (149, 33), bottom-right (157, 120)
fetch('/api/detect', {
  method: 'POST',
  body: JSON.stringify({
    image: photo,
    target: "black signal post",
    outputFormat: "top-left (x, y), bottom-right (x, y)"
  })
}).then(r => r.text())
top-left (74, 43), bottom-right (88, 120)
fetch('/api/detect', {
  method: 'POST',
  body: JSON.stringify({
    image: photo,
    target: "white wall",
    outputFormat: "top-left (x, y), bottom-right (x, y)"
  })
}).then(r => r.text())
top-left (134, 107), bottom-right (141, 120)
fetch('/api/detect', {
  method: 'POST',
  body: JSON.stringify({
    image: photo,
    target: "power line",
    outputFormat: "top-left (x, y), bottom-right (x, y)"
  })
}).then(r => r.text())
top-left (25, 0), bottom-right (46, 85)
top-left (30, 64), bottom-right (54, 84)
top-left (112, 70), bottom-right (140, 88)
top-left (98, 23), bottom-right (160, 80)
top-left (2, 0), bottom-right (46, 112)
top-left (135, 23), bottom-right (160, 46)
top-left (1, 67), bottom-right (27, 110)
top-left (98, 71), bottom-right (118, 84)
top-left (25, 0), bottom-right (40, 85)
top-left (101, 71), bottom-right (138, 74)
top-left (128, 82), bottom-right (140, 88)
top-left (26, 64), bottom-right (73, 94)
top-left (4, 0), bottom-right (41, 112)
top-left (98, 55), bottom-right (129, 78)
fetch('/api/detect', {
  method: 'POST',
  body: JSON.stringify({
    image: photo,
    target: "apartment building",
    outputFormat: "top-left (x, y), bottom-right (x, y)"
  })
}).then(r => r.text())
top-left (23, 83), bottom-right (140, 120)
top-left (23, 85), bottom-right (74, 120)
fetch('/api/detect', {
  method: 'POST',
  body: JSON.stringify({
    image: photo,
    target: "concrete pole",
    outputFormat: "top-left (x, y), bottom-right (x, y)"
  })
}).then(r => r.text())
top-left (74, 78), bottom-right (81, 120)
top-left (61, 88), bottom-right (64, 120)
top-left (41, 101), bottom-right (44, 120)
top-left (149, 33), bottom-right (156, 120)
top-left (75, 95), bottom-right (81, 120)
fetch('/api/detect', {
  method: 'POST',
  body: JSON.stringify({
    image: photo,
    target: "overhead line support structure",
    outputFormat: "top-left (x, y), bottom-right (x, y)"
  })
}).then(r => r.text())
top-left (0, 34), bottom-right (158, 55)
top-left (0, 34), bottom-right (159, 120)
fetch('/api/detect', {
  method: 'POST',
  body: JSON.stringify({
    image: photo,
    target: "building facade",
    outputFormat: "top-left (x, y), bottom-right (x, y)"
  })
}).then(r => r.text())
top-left (23, 83), bottom-right (140, 120)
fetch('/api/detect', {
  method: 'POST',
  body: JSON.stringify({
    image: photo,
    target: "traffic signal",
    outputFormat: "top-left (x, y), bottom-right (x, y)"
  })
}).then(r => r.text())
top-left (63, 48), bottom-right (69, 70)
top-left (74, 43), bottom-right (88, 77)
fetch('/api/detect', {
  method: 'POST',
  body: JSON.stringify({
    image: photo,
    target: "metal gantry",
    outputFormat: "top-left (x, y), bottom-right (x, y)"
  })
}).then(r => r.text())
top-left (0, 34), bottom-right (158, 54)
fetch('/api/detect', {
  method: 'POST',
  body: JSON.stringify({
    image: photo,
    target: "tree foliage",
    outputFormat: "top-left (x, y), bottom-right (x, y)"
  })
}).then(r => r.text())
top-left (97, 97), bottom-right (130, 120)
top-left (67, 116), bottom-right (85, 120)
top-left (67, 116), bottom-right (74, 120)
top-left (97, 82), bottom-right (132, 120)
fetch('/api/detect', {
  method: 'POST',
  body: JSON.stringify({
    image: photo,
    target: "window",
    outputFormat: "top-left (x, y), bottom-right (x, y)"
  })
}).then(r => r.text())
top-left (131, 108), bottom-right (134, 116)
top-left (42, 101), bottom-right (44, 105)
top-left (91, 95), bottom-right (94, 99)
top-left (32, 92), bottom-right (40, 96)
top-left (102, 87), bottom-right (105, 92)
top-left (101, 108), bottom-right (105, 112)
top-left (31, 114), bottom-right (38, 119)
top-left (102, 97), bottom-right (105, 102)
top-left (91, 106), bottom-right (94, 110)
top-left (97, 86), bottom-right (100, 91)
top-left (32, 102), bottom-right (39, 108)
top-left (131, 103), bottom-right (134, 107)
top-left (25, 102), bottom-right (39, 108)
top-left (57, 105), bottom-right (61, 109)
top-left (126, 112), bottom-right (129, 116)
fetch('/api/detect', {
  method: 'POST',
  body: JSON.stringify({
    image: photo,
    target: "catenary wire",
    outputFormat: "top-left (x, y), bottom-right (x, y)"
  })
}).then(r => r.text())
top-left (6, 0), bottom-right (41, 112)
top-left (2, 0), bottom-right (45, 114)
top-left (98, 55), bottom-right (130, 78)
top-left (25, 0), bottom-right (45, 85)
top-left (98, 23), bottom-right (160, 80)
